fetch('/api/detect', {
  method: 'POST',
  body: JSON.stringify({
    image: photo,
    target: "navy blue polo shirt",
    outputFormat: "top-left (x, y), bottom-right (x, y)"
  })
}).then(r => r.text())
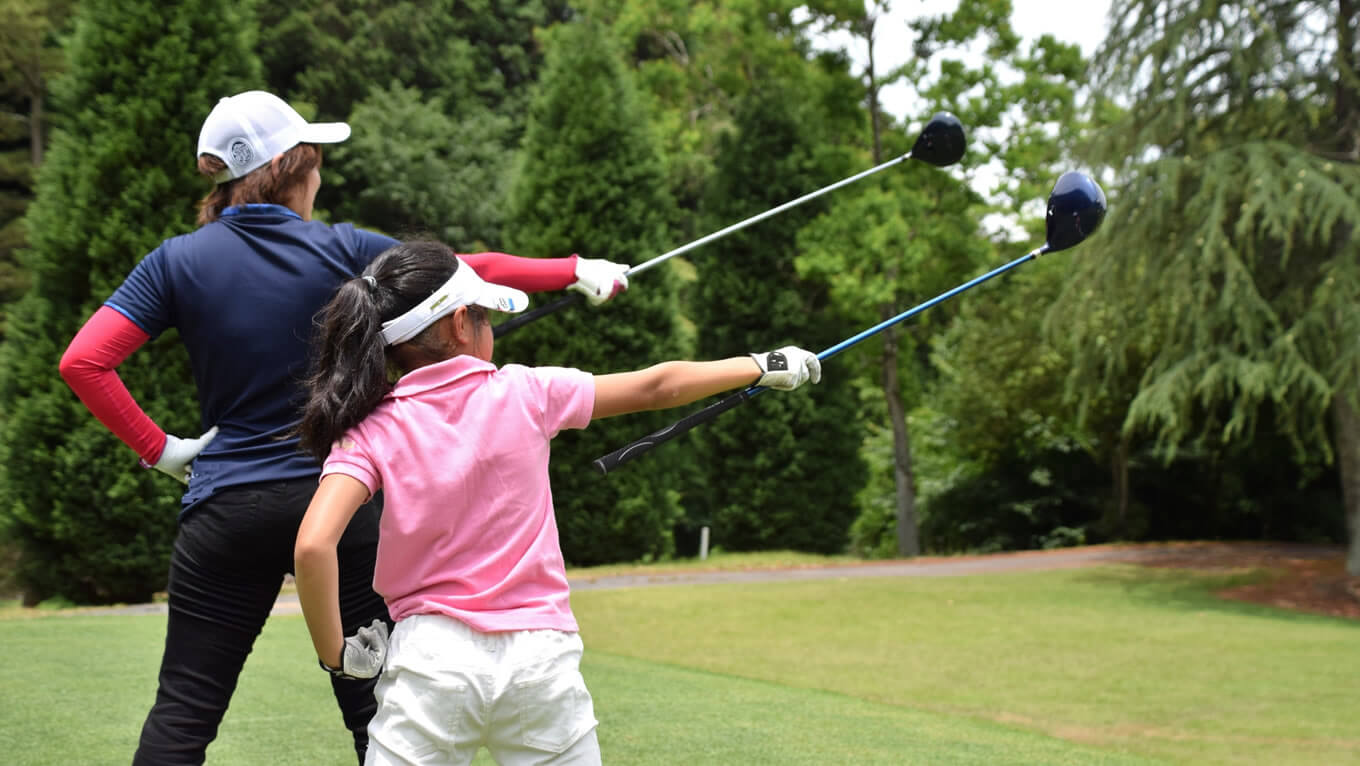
top-left (106, 204), bottom-right (398, 510)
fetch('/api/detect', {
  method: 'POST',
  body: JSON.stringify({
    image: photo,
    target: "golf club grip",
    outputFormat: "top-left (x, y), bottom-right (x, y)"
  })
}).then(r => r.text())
top-left (594, 389), bottom-right (753, 475)
top-left (493, 293), bottom-right (584, 338)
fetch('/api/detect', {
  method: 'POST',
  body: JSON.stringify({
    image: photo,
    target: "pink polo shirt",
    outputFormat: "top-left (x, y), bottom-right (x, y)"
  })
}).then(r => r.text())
top-left (322, 355), bottom-right (595, 632)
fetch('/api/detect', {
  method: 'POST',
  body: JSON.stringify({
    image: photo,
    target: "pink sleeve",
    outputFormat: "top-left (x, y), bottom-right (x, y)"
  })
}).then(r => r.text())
top-left (459, 252), bottom-right (577, 293)
top-left (521, 366), bottom-right (595, 437)
top-left (322, 432), bottom-right (381, 498)
top-left (58, 306), bottom-right (168, 464)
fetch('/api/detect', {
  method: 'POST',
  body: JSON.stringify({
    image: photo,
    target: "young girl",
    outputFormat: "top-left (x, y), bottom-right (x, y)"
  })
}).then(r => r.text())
top-left (293, 240), bottom-right (822, 765)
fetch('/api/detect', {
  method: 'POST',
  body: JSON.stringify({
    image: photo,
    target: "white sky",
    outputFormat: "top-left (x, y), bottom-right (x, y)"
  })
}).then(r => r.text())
top-left (820, 0), bottom-right (1115, 119)
top-left (809, 1), bottom-right (1116, 238)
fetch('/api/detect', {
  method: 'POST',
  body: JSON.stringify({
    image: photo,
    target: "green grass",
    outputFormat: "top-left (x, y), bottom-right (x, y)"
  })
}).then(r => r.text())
top-left (1, 563), bottom-right (1355, 765)
top-left (573, 565), bottom-right (1360, 765)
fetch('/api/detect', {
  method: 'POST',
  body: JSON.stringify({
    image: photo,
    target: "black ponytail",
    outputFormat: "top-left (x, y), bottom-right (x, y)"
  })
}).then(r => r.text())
top-left (296, 241), bottom-right (461, 460)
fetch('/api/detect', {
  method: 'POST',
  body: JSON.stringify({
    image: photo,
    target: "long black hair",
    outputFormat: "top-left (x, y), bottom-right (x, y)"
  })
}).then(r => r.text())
top-left (297, 240), bottom-right (464, 460)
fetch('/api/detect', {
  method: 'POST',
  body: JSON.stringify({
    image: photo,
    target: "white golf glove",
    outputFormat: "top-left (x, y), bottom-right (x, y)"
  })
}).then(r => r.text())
top-left (751, 346), bottom-right (822, 391)
top-left (152, 426), bottom-right (218, 484)
top-left (322, 619), bottom-right (389, 679)
top-left (568, 256), bottom-right (630, 306)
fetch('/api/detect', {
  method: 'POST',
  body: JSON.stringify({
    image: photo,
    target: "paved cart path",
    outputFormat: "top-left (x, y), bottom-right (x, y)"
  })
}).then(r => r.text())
top-left (73, 542), bottom-right (1346, 617)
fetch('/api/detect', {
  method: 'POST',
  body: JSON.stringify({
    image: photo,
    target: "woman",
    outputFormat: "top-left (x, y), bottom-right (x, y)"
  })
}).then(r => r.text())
top-left (292, 240), bottom-right (821, 765)
top-left (56, 90), bottom-right (630, 765)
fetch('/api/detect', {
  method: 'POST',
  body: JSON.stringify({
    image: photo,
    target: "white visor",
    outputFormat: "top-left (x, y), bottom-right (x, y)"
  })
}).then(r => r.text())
top-left (379, 258), bottom-right (529, 346)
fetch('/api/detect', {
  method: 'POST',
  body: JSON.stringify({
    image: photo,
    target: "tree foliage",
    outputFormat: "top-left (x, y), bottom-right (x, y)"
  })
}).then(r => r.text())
top-left (1068, 0), bottom-right (1360, 451)
top-left (791, 0), bottom-right (1091, 557)
top-left (0, 0), bottom-right (260, 604)
top-left (581, 0), bottom-right (858, 231)
top-left (256, 0), bottom-right (567, 246)
top-left (325, 84), bottom-right (513, 248)
top-left (796, 128), bottom-right (989, 556)
top-left (258, 0), bottom-right (564, 119)
top-left (1055, 0), bottom-right (1360, 568)
top-left (499, 18), bottom-right (688, 565)
top-left (0, 0), bottom-right (72, 339)
top-left (687, 83), bottom-right (867, 554)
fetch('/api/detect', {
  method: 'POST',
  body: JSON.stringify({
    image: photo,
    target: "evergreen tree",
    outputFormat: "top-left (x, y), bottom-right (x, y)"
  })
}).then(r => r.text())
top-left (500, 17), bottom-right (688, 565)
top-left (325, 83), bottom-right (513, 248)
top-left (0, 0), bottom-right (71, 339)
top-left (255, 0), bottom-right (568, 247)
top-left (0, 0), bottom-right (260, 603)
top-left (0, 108), bottom-right (30, 331)
top-left (688, 84), bottom-right (868, 554)
top-left (1056, 0), bottom-right (1360, 572)
top-left (258, 0), bottom-right (565, 121)
top-left (582, 0), bottom-right (861, 249)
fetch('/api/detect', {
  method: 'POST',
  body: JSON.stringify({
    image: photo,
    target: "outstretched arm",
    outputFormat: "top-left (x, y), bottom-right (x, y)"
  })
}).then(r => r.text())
top-left (592, 347), bottom-right (821, 420)
top-left (461, 252), bottom-right (628, 305)
top-left (459, 252), bottom-right (578, 293)
top-left (593, 358), bottom-right (759, 420)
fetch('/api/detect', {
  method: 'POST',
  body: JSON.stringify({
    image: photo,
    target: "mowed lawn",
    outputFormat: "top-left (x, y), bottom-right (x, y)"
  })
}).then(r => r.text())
top-left (1, 563), bottom-right (1355, 765)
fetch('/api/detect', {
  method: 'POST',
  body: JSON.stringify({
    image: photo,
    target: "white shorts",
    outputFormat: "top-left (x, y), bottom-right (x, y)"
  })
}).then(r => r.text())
top-left (366, 614), bottom-right (600, 766)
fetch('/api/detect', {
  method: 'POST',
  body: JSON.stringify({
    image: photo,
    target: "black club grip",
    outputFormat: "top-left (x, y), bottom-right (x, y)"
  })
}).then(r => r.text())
top-left (492, 293), bottom-right (584, 338)
top-left (593, 389), bottom-right (754, 474)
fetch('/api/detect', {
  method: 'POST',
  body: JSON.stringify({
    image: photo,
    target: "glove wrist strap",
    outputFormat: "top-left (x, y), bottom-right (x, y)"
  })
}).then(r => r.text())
top-left (318, 657), bottom-right (358, 679)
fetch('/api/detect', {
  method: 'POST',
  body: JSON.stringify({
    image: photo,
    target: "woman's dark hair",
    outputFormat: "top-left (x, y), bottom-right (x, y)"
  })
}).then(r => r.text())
top-left (296, 240), bottom-right (472, 460)
top-left (196, 143), bottom-right (322, 225)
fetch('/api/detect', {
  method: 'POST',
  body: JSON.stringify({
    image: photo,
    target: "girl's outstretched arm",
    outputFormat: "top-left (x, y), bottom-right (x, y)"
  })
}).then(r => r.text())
top-left (592, 347), bottom-right (821, 420)
top-left (294, 474), bottom-right (369, 668)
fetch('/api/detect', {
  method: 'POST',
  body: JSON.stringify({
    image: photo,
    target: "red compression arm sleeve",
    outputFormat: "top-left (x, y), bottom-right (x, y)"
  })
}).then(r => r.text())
top-left (58, 306), bottom-right (167, 464)
top-left (459, 252), bottom-right (578, 293)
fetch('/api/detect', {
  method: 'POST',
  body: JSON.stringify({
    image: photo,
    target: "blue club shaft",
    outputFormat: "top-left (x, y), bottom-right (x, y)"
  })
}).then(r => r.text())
top-left (818, 247), bottom-right (1045, 361)
top-left (742, 246), bottom-right (1045, 401)
top-left (592, 243), bottom-right (1056, 475)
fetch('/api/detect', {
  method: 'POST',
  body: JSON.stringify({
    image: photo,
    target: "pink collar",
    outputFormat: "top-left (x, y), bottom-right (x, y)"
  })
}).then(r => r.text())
top-left (387, 355), bottom-right (496, 399)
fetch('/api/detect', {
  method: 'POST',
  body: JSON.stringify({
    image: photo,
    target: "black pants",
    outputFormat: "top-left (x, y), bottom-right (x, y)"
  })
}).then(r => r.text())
top-left (132, 478), bottom-right (390, 766)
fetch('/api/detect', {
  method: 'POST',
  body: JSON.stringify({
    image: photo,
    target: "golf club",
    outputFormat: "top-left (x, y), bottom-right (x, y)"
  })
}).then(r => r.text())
top-left (493, 112), bottom-right (967, 339)
top-left (591, 170), bottom-right (1107, 475)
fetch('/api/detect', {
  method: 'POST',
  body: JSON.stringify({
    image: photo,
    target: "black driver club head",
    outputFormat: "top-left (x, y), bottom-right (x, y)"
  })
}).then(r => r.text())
top-left (1042, 171), bottom-right (1107, 254)
top-left (910, 112), bottom-right (966, 167)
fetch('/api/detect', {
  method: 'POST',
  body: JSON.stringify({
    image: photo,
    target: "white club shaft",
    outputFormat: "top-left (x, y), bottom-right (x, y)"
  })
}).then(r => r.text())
top-left (626, 152), bottom-right (910, 277)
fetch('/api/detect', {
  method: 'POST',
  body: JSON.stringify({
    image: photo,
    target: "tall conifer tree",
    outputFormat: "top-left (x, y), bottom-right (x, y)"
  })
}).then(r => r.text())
top-left (0, 0), bottom-right (260, 603)
top-left (500, 17), bottom-right (687, 565)
top-left (689, 84), bottom-right (868, 554)
top-left (0, 0), bottom-right (72, 339)
top-left (1058, 0), bottom-right (1360, 571)
top-left (255, 0), bottom-right (568, 248)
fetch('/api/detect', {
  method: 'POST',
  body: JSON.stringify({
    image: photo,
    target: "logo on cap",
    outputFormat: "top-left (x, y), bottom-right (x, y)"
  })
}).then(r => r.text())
top-left (228, 139), bottom-right (254, 169)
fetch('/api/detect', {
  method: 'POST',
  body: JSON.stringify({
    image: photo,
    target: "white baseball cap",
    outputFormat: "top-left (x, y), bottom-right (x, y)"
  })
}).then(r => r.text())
top-left (380, 257), bottom-right (529, 346)
top-left (197, 90), bottom-right (351, 183)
